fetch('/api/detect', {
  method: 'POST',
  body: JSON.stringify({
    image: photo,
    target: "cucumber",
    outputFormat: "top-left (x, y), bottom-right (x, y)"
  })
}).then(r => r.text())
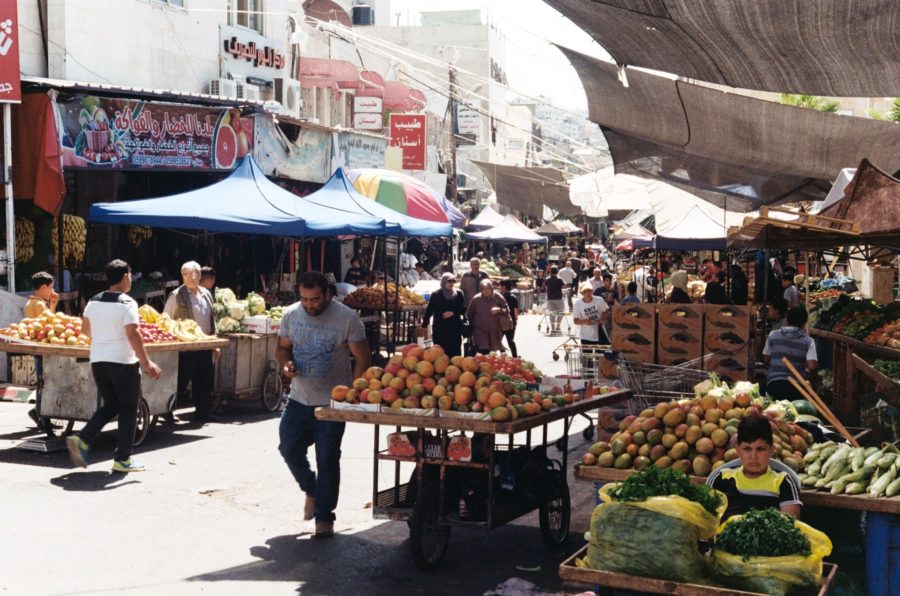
top-left (864, 449), bottom-right (885, 467)
top-left (864, 446), bottom-right (879, 457)
top-left (831, 479), bottom-right (848, 494)
top-left (803, 450), bottom-right (821, 465)
top-left (869, 468), bottom-right (896, 497)
top-left (850, 448), bottom-right (865, 472)
top-left (806, 461), bottom-right (822, 477)
top-left (822, 446), bottom-right (850, 475)
top-left (801, 475), bottom-right (820, 488)
top-left (824, 460), bottom-right (850, 484)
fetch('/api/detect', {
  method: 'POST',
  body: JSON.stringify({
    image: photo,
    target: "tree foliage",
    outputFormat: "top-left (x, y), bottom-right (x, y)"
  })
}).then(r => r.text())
top-left (779, 94), bottom-right (840, 113)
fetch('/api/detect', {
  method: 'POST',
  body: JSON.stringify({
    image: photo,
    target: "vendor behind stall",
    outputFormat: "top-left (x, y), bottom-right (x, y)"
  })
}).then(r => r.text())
top-left (762, 305), bottom-right (817, 400)
top-left (668, 270), bottom-right (692, 304)
top-left (707, 416), bottom-right (803, 520)
top-left (200, 266), bottom-right (216, 291)
top-left (344, 257), bottom-right (369, 287)
top-left (25, 271), bottom-right (58, 317)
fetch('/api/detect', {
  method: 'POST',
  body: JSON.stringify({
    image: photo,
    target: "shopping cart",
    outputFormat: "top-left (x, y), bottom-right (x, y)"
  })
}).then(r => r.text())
top-left (536, 289), bottom-right (573, 339)
top-left (552, 342), bottom-right (618, 442)
top-left (617, 356), bottom-right (714, 415)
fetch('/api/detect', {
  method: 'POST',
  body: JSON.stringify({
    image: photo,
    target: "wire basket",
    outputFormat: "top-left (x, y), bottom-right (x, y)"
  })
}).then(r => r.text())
top-left (561, 343), bottom-right (614, 382)
top-left (618, 357), bottom-right (714, 413)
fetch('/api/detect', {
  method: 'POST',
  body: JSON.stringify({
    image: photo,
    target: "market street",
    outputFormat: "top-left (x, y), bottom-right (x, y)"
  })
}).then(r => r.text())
top-left (0, 313), bottom-right (603, 596)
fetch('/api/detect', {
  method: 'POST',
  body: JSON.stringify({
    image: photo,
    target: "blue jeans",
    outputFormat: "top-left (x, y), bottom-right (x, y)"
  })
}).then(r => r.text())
top-left (278, 400), bottom-right (346, 523)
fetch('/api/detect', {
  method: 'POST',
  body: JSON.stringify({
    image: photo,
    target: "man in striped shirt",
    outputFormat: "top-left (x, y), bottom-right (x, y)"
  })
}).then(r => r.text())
top-left (762, 306), bottom-right (818, 401)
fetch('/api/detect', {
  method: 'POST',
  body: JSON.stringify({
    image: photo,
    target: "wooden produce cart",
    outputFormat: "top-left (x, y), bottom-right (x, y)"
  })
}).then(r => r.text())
top-left (316, 389), bottom-right (633, 569)
top-left (214, 332), bottom-right (283, 412)
top-left (559, 546), bottom-right (838, 595)
top-left (0, 338), bottom-right (228, 446)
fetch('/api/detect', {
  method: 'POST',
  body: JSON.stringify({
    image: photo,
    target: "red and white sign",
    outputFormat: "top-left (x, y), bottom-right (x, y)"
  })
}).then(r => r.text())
top-left (353, 112), bottom-right (382, 130)
top-left (353, 95), bottom-right (383, 114)
top-left (0, 0), bottom-right (21, 103)
top-left (389, 114), bottom-right (426, 171)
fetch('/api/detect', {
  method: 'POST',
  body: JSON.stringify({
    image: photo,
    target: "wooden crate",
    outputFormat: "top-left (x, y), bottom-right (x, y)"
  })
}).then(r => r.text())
top-left (657, 331), bottom-right (703, 366)
top-left (611, 333), bottom-right (654, 363)
top-left (612, 304), bottom-right (655, 363)
top-left (703, 347), bottom-right (751, 385)
top-left (705, 305), bottom-right (753, 332)
top-left (658, 304), bottom-right (704, 333)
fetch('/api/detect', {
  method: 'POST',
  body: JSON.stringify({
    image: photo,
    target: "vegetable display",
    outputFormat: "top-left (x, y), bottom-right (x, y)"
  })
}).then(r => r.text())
top-left (606, 467), bottom-right (722, 514)
top-left (873, 359), bottom-right (900, 380)
top-left (799, 441), bottom-right (900, 498)
top-left (343, 282), bottom-right (426, 310)
top-left (715, 508), bottom-right (811, 559)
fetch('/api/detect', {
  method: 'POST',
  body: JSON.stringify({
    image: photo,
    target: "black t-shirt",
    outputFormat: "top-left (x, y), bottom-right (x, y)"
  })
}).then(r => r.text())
top-left (544, 277), bottom-right (564, 300)
top-left (502, 292), bottom-right (519, 323)
top-left (344, 267), bottom-right (368, 285)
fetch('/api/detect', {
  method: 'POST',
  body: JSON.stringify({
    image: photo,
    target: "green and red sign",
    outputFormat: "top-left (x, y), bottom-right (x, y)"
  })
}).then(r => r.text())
top-left (58, 95), bottom-right (253, 170)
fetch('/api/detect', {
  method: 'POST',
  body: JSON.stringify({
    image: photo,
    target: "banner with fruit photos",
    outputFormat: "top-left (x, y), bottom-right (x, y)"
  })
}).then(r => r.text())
top-left (56, 95), bottom-right (253, 170)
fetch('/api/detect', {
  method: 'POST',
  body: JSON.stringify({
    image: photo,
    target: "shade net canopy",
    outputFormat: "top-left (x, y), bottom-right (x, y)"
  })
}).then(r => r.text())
top-left (89, 156), bottom-right (387, 237)
top-left (304, 169), bottom-right (452, 237)
top-left (467, 214), bottom-right (548, 244)
top-left (560, 47), bottom-right (900, 210)
top-left (468, 204), bottom-right (505, 230)
top-left (545, 0), bottom-right (900, 97)
top-left (655, 205), bottom-right (728, 250)
top-left (473, 161), bottom-right (581, 218)
top-left (819, 159), bottom-right (900, 245)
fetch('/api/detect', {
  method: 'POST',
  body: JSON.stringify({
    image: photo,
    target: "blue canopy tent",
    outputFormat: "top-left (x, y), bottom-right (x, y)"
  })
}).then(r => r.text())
top-left (89, 156), bottom-right (388, 237)
top-left (304, 169), bottom-right (452, 237)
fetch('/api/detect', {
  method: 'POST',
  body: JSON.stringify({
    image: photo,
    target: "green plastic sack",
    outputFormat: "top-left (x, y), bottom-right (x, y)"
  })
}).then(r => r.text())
top-left (711, 515), bottom-right (833, 596)
top-left (577, 483), bottom-right (728, 584)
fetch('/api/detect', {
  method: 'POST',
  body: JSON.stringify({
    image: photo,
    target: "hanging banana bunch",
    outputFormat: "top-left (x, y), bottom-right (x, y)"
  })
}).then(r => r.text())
top-left (14, 217), bottom-right (35, 263)
top-left (128, 225), bottom-right (153, 248)
top-left (52, 214), bottom-right (87, 267)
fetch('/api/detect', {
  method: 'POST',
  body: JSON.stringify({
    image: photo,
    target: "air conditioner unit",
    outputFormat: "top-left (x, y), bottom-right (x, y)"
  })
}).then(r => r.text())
top-left (209, 78), bottom-right (237, 98)
top-left (242, 84), bottom-right (261, 101)
top-left (274, 77), bottom-right (303, 118)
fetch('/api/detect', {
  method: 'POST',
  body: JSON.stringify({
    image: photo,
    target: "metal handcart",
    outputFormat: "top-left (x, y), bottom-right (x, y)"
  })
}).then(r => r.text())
top-left (557, 342), bottom-right (618, 441)
top-left (536, 289), bottom-right (573, 339)
top-left (617, 355), bottom-right (716, 414)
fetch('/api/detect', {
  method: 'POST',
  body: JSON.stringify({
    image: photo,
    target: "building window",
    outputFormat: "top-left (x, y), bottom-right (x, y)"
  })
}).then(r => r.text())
top-left (237, 0), bottom-right (263, 34)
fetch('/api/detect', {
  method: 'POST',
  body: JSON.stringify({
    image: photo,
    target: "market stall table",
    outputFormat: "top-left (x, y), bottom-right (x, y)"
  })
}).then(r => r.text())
top-left (315, 388), bottom-right (633, 569)
top-left (0, 338), bottom-right (228, 448)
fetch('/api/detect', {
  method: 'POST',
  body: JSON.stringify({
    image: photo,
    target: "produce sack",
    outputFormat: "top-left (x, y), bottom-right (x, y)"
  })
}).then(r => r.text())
top-left (576, 483), bottom-right (727, 583)
top-left (711, 514), bottom-right (833, 596)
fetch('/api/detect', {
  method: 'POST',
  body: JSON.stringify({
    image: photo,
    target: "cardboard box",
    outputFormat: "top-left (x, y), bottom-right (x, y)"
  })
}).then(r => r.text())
top-left (611, 304), bottom-right (656, 334)
top-left (266, 318), bottom-right (281, 335)
top-left (387, 432), bottom-right (417, 458)
top-left (658, 328), bottom-right (702, 365)
top-left (703, 347), bottom-right (751, 385)
top-left (380, 406), bottom-right (436, 417)
top-left (330, 400), bottom-right (381, 412)
top-left (611, 332), bottom-right (654, 363)
top-left (439, 409), bottom-right (492, 421)
top-left (240, 315), bottom-right (270, 334)
top-left (658, 304), bottom-right (704, 332)
top-left (447, 435), bottom-right (472, 462)
top-left (0, 384), bottom-right (35, 403)
top-left (704, 305), bottom-right (753, 332)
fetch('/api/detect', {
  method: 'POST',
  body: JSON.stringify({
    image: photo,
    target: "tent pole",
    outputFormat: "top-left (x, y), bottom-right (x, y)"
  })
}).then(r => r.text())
top-left (3, 103), bottom-right (15, 292)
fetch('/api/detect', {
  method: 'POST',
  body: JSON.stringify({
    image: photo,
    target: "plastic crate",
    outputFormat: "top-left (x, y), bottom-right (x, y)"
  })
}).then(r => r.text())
top-left (866, 511), bottom-right (900, 596)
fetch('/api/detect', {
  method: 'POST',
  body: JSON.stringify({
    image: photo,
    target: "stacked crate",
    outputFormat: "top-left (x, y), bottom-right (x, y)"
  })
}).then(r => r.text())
top-left (657, 305), bottom-right (704, 367)
top-left (704, 305), bottom-right (754, 384)
top-left (611, 303), bottom-right (655, 363)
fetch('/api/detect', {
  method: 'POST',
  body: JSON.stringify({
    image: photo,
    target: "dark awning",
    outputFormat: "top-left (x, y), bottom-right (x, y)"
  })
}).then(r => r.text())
top-left (472, 161), bottom-right (580, 218)
top-left (560, 47), bottom-right (900, 209)
top-left (545, 0), bottom-right (900, 97)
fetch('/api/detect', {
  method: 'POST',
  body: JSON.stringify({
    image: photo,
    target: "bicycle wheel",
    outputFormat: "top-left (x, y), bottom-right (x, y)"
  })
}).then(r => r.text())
top-left (260, 370), bottom-right (284, 412)
top-left (539, 472), bottom-right (571, 548)
top-left (133, 399), bottom-right (154, 447)
top-left (409, 482), bottom-right (451, 569)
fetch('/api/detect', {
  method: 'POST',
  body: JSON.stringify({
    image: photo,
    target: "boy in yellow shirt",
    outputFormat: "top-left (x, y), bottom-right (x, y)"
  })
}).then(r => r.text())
top-left (25, 272), bottom-right (58, 318)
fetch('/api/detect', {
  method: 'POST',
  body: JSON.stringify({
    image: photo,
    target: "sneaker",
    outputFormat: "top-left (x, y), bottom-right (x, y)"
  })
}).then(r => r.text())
top-left (304, 495), bottom-right (315, 521)
top-left (111, 458), bottom-right (146, 473)
top-left (66, 436), bottom-right (89, 468)
top-left (314, 521), bottom-right (334, 539)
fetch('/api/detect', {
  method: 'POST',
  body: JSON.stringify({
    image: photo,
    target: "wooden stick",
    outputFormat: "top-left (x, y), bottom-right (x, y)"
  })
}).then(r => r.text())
top-left (782, 357), bottom-right (859, 447)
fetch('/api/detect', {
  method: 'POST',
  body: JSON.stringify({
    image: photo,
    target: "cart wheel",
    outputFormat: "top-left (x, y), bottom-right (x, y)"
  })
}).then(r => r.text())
top-left (582, 426), bottom-right (595, 441)
top-left (260, 370), bottom-right (284, 412)
top-left (133, 399), bottom-right (153, 447)
top-left (552, 352), bottom-right (560, 361)
top-left (409, 483), bottom-right (451, 570)
top-left (563, 353), bottom-right (569, 362)
top-left (539, 473), bottom-right (571, 548)
top-left (43, 418), bottom-right (75, 438)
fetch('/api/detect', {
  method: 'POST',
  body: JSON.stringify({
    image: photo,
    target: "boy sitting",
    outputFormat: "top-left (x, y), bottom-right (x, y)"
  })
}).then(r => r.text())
top-left (25, 271), bottom-right (58, 318)
top-left (707, 415), bottom-right (802, 520)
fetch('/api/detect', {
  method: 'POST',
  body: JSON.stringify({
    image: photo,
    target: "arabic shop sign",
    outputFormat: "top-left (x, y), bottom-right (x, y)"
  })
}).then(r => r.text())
top-left (0, 0), bottom-right (20, 102)
top-left (58, 95), bottom-right (253, 171)
top-left (334, 131), bottom-right (386, 170)
top-left (389, 114), bottom-right (426, 171)
top-left (220, 25), bottom-right (286, 83)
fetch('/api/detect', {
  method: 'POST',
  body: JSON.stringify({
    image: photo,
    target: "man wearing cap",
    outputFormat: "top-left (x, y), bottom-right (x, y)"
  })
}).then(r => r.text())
top-left (573, 283), bottom-right (609, 376)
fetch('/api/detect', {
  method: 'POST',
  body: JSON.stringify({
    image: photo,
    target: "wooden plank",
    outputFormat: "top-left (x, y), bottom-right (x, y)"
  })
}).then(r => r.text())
top-left (317, 389), bottom-right (633, 434)
top-left (851, 353), bottom-right (897, 391)
top-left (809, 328), bottom-right (900, 360)
top-left (559, 546), bottom-right (838, 595)
top-left (574, 465), bottom-right (900, 514)
top-left (0, 338), bottom-right (227, 358)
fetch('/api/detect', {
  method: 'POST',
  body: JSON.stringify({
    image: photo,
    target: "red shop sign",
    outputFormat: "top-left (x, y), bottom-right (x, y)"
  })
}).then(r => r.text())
top-left (0, 0), bottom-right (21, 103)
top-left (389, 114), bottom-right (426, 171)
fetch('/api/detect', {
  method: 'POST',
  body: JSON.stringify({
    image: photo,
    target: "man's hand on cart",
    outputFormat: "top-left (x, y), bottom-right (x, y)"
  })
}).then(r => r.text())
top-left (283, 361), bottom-right (297, 379)
top-left (213, 348), bottom-right (221, 363)
top-left (142, 359), bottom-right (162, 380)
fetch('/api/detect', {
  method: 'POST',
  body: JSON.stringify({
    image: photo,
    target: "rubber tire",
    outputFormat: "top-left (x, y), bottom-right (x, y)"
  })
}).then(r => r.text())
top-left (409, 483), bottom-right (451, 570)
top-left (260, 371), bottom-right (284, 412)
top-left (539, 474), bottom-right (571, 548)
top-left (582, 426), bottom-right (595, 441)
top-left (552, 352), bottom-right (560, 361)
top-left (133, 399), bottom-right (153, 447)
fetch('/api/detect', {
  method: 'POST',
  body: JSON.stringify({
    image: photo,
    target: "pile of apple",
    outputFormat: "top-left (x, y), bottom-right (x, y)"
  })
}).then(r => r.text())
top-left (138, 321), bottom-right (177, 344)
top-left (332, 344), bottom-right (573, 421)
top-left (0, 312), bottom-right (90, 346)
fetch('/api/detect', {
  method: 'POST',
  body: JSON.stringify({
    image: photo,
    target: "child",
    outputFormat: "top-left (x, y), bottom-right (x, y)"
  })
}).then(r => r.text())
top-left (621, 281), bottom-right (640, 304)
top-left (25, 271), bottom-right (58, 318)
top-left (707, 416), bottom-right (802, 521)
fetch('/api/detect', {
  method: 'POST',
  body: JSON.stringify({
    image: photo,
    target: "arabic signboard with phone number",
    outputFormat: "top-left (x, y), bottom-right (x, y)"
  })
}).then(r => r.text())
top-left (389, 114), bottom-right (426, 171)
top-left (0, 0), bottom-right (21, 103)
top-left (58, 96), bottom-right (253, 171)
top-left (220, 25), bottom-right (286, 82)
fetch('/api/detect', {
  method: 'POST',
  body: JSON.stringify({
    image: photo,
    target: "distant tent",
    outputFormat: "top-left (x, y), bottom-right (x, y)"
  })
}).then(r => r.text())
top-left (468, 205), bottom-right (505, 230)
top-left (467, 214), bottom-right (547, 244)
top-left (655, 205), bottom-right (728, 250)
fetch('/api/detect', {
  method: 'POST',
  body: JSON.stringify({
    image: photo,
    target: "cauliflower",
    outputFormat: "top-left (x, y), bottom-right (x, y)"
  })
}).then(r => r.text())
top-left (733, 381), bottom-right (757, 399)
top-left (215, 287), bottom-right (237, 305)
top-left (707, 387), bottom-right (727, 399)
top-left (216, 316), bottom-right (242, 333)
top-left (212, 302), bottom-right (228, 321)
top-left (247, 292), bottom-right (266, 316)
top-left (763, 400), bottom-right (798, 422)
top-left (227, 300), bottom-right (247, 321)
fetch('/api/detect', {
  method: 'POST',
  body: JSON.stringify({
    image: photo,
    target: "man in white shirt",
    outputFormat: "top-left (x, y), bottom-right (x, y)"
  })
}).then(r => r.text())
top-left (572, 284), bottom-right (609, 377)
top-left (164, 261), bottom-right (218, 422)
top-left (67, 260), bottom-right (161, 473)
top-left (558, 260), bottom-right (577, 310)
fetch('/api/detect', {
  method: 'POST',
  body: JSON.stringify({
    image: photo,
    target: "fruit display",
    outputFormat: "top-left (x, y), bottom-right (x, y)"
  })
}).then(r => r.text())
top-left (51, 214), bottom-right (87, 266)
top-left (799, 442), bottom-right (900, 497)
top-left (246, 292), bottom-right (266, 316)
top-left (606, 466), bottom-right (723, 514)
top-left (865, 321), bottom-right (900, 349)
top-left (138, 320), bottom-right (176, 343)
top-left (478, 259), bottom-right (502, 277)
top-left (331, 346), bottom-right (560, 421)
top-left (128, 225), bottom-right (153, 248)
top-left (814, 298), bottom-right (900, 347)
top-left (15, 217), bottom-right (35, 262)
top-left (0, 312), bottom-right (90, 346)
top-left (807, 288), bottom-right (842, 307)
top-left (500, 264), bottom-right (528, 279)
top-left (137, 305), bottom-right (217, 342)
top-left (581, 377), bottom-right (814, 474)
top-left (343, 282), bottom-right (425, 310)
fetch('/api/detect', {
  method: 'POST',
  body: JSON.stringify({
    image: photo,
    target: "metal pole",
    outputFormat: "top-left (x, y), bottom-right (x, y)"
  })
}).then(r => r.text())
top-left (448, 66), bottom-right (458, 204)
top-left (4, 103), bottom-right (15, 292)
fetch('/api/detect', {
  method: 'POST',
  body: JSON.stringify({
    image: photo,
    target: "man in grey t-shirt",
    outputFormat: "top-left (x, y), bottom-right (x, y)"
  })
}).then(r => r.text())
top-left (276, 271), bottom-right (369, 538)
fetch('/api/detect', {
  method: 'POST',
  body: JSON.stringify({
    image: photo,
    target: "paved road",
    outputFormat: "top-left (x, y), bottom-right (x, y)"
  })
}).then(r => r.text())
top-left (0, 313), bottom-right (612, 595)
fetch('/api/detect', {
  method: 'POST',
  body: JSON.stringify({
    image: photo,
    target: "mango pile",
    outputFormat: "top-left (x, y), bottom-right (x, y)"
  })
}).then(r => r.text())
top-left (582, 379), bottom-right (814, 476)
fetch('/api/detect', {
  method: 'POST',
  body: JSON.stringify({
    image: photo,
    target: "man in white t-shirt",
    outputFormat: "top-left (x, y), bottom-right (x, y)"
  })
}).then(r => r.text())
top-left (558, 260), bottom-right (577, 309)
top-left (572, 283), bottom-right (609, 377)
top-left (67, 260), bottom-right (161, 473)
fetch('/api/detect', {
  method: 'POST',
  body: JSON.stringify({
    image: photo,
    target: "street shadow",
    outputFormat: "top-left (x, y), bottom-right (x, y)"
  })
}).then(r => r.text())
top-left (49, 470), bottom-right (141, 491)
top-left (0, 427), bottom-right (45, 441)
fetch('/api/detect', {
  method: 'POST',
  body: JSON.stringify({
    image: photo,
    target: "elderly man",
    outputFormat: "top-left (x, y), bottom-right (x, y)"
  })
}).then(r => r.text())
top-left (460, 257), bottom-right (488, 306)
top-left (164, 261), bottom-right (219, 423)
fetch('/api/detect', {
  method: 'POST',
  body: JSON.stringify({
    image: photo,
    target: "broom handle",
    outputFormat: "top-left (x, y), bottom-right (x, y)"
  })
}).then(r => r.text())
top-left (782, 357), bottom-right (859, 447)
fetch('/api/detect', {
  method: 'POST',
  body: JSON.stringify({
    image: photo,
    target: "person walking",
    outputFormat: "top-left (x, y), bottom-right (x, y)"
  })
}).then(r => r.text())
top-left (466, 279), bottom-right (510, 354)
top-left (572, 283), bottom-right (609, 377)
top-left (542, 265), bottom-right (565, 334)
top-left (460, 258), bottom-right (488, 306)
top-left (422, 272), bottom-right (466, 357)
top-left (66, 260), bottom-right (162, 473)
top-left (499, 280), bottom-right (519, 358)
top-left (277, 271), bottom-right (370, 538)
top-left (763, 306), bottom-right (817, 400)
top-left (558, 260), bottom-right (577, 310)
top-left (164, 261), bottom-right (219, 423)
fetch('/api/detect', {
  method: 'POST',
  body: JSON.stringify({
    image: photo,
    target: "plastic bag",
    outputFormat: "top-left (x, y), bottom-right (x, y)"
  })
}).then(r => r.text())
top-left (710, 515), bottom-right (833, 596)
top-left (577, 483), bottom-right (728, 584)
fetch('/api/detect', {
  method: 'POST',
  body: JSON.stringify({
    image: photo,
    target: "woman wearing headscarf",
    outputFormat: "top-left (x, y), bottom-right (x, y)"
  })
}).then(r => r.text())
top-left (422, 273), bottom-right (466, 357)
top-left (466, 279), bottom-right (510, 354)
top-left (668, 269), bottom-right (692, 304)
